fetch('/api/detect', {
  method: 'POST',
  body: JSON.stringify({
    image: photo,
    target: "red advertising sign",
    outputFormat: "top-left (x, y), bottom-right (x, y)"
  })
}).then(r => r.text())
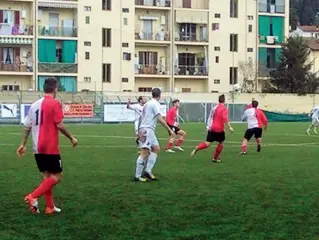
top-left (63, 104), bottom-right (93, 118)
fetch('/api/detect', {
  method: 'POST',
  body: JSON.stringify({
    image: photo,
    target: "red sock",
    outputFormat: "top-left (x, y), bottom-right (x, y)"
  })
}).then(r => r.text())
top-left (176, 137), bottom-right (184, 147)
top-left (44, 189), bottom-right (54, 209)
top-left (166, 141), bottom-right (173, 150)
top-left (31, 177), bottom-right (57, 199)
top-left (256, 138), bottom-right (261, 145)
top-left (242, 144), bottom-right (247, 152)
top-left (197, 142), bottom-right (208, 150)
top-left (214, 144), bottom-right (223, 160)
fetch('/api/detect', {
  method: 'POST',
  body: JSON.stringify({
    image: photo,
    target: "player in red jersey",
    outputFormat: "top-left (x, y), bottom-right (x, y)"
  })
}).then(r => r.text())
top-left (240, 100), bottom-right (268, 155)
top-left (165, 99), bottom-right (186, 153)
top-left (16, 78), bottom-right (78, 214)
top-left (191, 94), bottom-right (234, 163)
top-left (245, 98), bottom-right (255, 110)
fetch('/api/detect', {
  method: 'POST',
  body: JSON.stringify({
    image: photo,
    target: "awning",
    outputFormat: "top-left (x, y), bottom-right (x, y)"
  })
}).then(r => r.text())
top-left (38, 1), bottom-right (78, 9)
top-left (0, 37), bottom-right (33, 44)
top-left (176, 10), bottom-right (208, 24)
top-left (139, 15), bottom-right (159, 21)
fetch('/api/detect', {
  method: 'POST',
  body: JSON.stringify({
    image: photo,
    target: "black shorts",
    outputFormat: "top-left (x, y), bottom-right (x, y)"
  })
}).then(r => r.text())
top-left (206, 131), bottom-right (225, 143)
top-left (167, 124), bottom-right (181, 135)
top-left (34, 154), bottom-right (63, 173)
top-left (244, 128), bottom-right (263, 140)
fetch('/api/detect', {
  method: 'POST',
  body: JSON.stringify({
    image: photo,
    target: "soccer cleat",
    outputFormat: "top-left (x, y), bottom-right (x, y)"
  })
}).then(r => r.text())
top-left (45, 206), bottom-right (62, 215)
top-left (165, 149), bottom-right (175, 153)
top-left (24, 194), bottom-right (40, 214)
top-left (212, 158), bottom-right (221, 163)
top-left (314, 129), bottom-right (318, 134)
top-left (306, 130), bottom-right (311, 135)
top-left (190, 148), bottom-right (198, 157)
top-left (144, 172), bottom-right (158, 181)
top-left (134, 177), bottom-right (147, 182)
top-left (257, 144), bottom-right (261, 152)
top-left (174, 146), bottom-right (184, 152)
top-left (239, 152), bottom-right (247, 155)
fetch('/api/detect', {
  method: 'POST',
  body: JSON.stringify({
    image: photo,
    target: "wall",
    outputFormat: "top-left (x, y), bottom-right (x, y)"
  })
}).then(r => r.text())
top-left (175, 0), bottom-right (209, 9)
top-left (135, 77), bottom-right (169, 91)
top-left (0, 1), bottom-right (33, 25)
top-left (0, 75), bottom-right (32, 89)
top-left (309, 50), bottom-right (319, 74)
top-left (174, 78), bottom-right (207, 92)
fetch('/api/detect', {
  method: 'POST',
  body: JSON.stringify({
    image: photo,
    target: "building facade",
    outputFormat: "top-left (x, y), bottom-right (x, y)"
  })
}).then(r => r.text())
top-left (0, 0), bottom-right (289, 93)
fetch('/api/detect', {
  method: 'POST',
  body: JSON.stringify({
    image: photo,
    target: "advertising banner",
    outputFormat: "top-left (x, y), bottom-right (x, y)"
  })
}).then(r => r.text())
top-left (63, 104), bottom-right (94, 118)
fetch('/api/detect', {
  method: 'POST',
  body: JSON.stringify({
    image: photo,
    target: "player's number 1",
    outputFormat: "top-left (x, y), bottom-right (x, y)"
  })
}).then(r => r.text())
top-left (35, 109), bottom-right (43, 126)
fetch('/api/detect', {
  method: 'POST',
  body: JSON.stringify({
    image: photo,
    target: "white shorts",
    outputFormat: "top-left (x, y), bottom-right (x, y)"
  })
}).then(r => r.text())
top-left (138, 128), bottom-right (159, 150)
top-left (134, 120), bottom-right (139, 135)
top-left (312, 117), bottom-right (319, 125)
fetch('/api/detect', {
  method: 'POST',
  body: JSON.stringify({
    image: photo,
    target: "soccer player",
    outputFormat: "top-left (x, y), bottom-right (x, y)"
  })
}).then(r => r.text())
top-left (165, 99), bottom-right (186, 153)
top-left (190, 94), bottom-right (234, 163)
top-left (127, 96), bottom-right (147, 145)
top-left (240, 100), bottom-right (268, 155)
top-left (16, 78), bottom-right (78, 214)
top-left (306, 105), bottom-right (319, 135)
top-left (245, 98), bottom-right (255, 110)
top-left (134, 88), bottom-right (175, 182)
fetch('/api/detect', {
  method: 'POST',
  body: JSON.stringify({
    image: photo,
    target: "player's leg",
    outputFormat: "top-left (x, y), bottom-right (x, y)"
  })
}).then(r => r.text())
top-left (255, 128), bottom-right (263, 152)
top-left (134, 121), bottom-right (140, 145)
top-left (165, 126), bottom-right (176, 153)
top-left (240, 129), bottom-right (253, 155)
top-left (134, 128), bottom-right (150, 182)
top-left (313, 118), bottom-right (319, 134)
top-left (307, 119), bottom-right (315, 134)
top-left (174, 129), bottom-right (186, 152)
top-left (191, 131), bottom-right (213, 157)
top-left (212, 132), bottom-right (225, 163)
top-left (144, 131), bottom-right (160, 180)
top-left (43, 171), bottom-right (62, 214)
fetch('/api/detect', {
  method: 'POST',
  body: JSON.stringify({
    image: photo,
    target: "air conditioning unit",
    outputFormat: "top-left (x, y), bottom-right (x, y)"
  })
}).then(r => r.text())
top-left (266, 36), bottom-right (275, 44)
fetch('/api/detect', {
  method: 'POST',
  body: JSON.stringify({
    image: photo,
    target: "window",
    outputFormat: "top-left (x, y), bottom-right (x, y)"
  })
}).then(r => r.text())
top-left (230, 34), bottom-right (238, 52)
top-left (122, 8), bottom-right (129, 13)
top-left (102, 0), bottom-right (111, 10)
top-left (102, 28), bottom-right (111, 47)
top-left (212, 23), bottom-right (220, 31)
top-left (2, 85), bottom-right (19, 91)
top-left (122, 42), bottom-right (129, 47)
top-left (84, 6), bottom-right (91, 11)
top-left (180, 23), bottom-right (196, 41)
top-left (248, 24), bottom-right (253, 33)
top-left (84, 41), bottom-right (91, 46)
top-left (123, 90), bottom-right (132, 92)
top-left (84, 77), bottom-right (91, 82)
top-left (123, 17), bottom-right (128, 25)
top-left (214, 13), bottom-right (221, 18)
top-left (229, 67), bottom-right (238, 84)
top-left (56, 48), bottom-right (62, 62)
top-left (85, 52), bottom-right (90, 60)
top-left (102, 64), bottom-right (111, 83)
top-left (248, 15), bottom-right (253, 20)
top-left (138, 87), bottom-right (152, 92)
top-left (85, 16), bottom-right (90, 24)
top-left (215, 56), bottom-right (219, 63)
top-left (214, 79), bottom-right (220, 84)
top-left (247, 48), bottom-right (253, 52)
top-left (230, 0), bottom-right (238, 18)
top-left (182, 88), bottom-right (191, 92)
top-left (122, 78), bottom-right (129, 83)
top-left (123, 52), bottom-right (131, 61)
top-left (214, 46), bottom-right (221, 51)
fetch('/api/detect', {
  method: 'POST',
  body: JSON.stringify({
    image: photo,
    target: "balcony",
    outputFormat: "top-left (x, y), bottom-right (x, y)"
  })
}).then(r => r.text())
top-left (38, 26), bottom-right (77, 38)
top-left (135, 64), bottom-right (169, 76)
top-left (175, 65), bottom-right (208, 76)
top-left (0, 61), bottom-right (33, 75)
top-left (175, 0), bottom-right (209, 10)
top-left (38, 63), bottom-right (77, 73)
top-left (38, 0), bottom-right (78, 9)
top-left (259, 3), bottom-right (285, 14)
top-left (135, 30), bottom-right (170, 44)
top-left (0, 24), bottom-right (33, 36)
top-left (175, 32), bottom-right (208, 44)
top-left (135, 0), bottom-right (171, 8)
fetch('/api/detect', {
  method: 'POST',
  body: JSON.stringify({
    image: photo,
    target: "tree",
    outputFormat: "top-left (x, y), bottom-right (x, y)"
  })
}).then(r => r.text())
top-left (268, 37), bottom-right (314, 95)
top-left (238, 58), bottom-right (257, 93)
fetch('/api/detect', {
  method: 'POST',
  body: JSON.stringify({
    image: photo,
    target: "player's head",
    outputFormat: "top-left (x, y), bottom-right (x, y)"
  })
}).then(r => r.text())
top-left (43, 77), bottom-right (58, 98)
top-left (138, 96), bottom-right (147, 105)
top-left (152, 87), bottom-right (161, 100)
top-left (218, 94), bottom-right (225, 103)
top-left (252, 100), bottom-right (258, 108)
top-left (172, 99), bottom-right (180, 108)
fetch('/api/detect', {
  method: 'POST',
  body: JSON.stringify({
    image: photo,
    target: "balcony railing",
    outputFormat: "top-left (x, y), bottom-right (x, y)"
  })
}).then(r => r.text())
top-left (135, 64), bottom-right (169, 75)
top-left (175, 32), bottom-right (208, 42)
top-left (258, 63), bottom-right (278, 77)
top-left (135, 0), bottom-right (171, 7)
top-left (135, 30), bottom-right (170, 41)
top-left (0, 61), bottom-right (33, 72)
top-left (38, 26), bottom-right (77, 37)
top-left (175, 65), bottom-right (208, 76)
top-left (175, 0), bottom-right (209, 9)
top-left (38, 62), bottom-right (77, 73)
top-left (259, 3), bottom-right (285, 14)
top-left (0, 24), bottom-right (33, 36)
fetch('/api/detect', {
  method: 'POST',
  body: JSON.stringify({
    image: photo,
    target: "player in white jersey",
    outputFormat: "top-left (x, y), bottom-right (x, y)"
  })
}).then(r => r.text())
top-left (306, 106), bottom-right (319, 135)
top-left (134, 88), bottom-right (175, 182)
top-left (127, 96), bottom-right (147, 145)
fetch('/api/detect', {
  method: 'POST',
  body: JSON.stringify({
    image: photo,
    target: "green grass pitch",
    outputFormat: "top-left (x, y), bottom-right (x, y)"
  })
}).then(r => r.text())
top-left (1, 123), bottom-right (319, 240)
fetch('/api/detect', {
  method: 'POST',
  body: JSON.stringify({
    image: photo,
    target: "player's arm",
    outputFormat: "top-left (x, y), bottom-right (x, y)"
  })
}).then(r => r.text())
top-left (241, 110), bottom-right (247, 122)
top-left (261, 111), bottom-right (268, 130)
top-left (17, 112), bottom-right (32, 156)
top-left (157, 114), bottom-right (175, 136)
top-left (309, 108), bottom-right (314, 117)
top-left (224, 109), bottom-right (234, 133)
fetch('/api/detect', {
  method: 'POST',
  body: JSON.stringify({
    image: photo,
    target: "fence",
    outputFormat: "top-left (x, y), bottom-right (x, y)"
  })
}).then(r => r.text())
top-left (0, 91), bottom-right (316, 124)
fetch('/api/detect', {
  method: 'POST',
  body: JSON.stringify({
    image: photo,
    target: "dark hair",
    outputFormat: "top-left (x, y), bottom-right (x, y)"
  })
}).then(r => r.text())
top-left (252, 100), bottom-right (259, 108)
top-left (152, 88), bottom-right (161, 98)
top-left (172, 99), bottom-right (180, 105)
top-left (218, 94), bottom-right (225, 103)
top-left (138, 96), bottom-right (143, 103)
top-left (43, 78), bottom-right (58, 93)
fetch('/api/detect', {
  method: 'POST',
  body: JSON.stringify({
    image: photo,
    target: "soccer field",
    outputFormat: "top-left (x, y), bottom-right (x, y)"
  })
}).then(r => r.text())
top-left (1, 123), bottom-right (319, 240)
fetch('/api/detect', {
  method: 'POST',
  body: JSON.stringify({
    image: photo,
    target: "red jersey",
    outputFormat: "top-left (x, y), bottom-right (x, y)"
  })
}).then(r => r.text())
top-left (166, 106), bottom-right (178, 126)
top-left (24, 95), bottom-right (64, 154)
top-left (242, 108), bottom-right (268, 129)
top-left (245, 103), bottom-right (252, 110)
top-left (207, 103), bottom-right (229, 132)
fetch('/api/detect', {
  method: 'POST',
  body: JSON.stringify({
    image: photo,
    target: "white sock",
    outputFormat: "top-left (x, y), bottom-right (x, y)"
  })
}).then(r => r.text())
top-left (146, 152), bottom-right (157, 174)
top-left (135, 156), bottom-right (145, 178)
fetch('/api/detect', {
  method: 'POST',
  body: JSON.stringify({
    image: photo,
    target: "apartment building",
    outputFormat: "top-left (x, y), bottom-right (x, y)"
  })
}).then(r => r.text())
top-left (0, 0), bottom-right (289, 93)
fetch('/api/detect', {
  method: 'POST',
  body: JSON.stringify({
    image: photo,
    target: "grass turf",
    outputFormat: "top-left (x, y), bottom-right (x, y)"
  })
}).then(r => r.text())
top-left (1, 123), bottom-right (319, 240)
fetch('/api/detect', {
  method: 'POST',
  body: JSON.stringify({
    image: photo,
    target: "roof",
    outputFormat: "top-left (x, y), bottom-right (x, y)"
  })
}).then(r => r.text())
top-left (298, 25), bottom-right (319, 33)
top-left (305, 38), bottom-right (319, 51)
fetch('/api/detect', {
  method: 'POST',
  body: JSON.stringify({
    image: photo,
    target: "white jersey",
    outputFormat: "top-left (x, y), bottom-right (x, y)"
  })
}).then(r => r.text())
top-left (128, 103), bottom-right (143, 121)
top-left (311, 106), bottom-right (319, 119)
top-left (139, 98), bottom-right (161, 131)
